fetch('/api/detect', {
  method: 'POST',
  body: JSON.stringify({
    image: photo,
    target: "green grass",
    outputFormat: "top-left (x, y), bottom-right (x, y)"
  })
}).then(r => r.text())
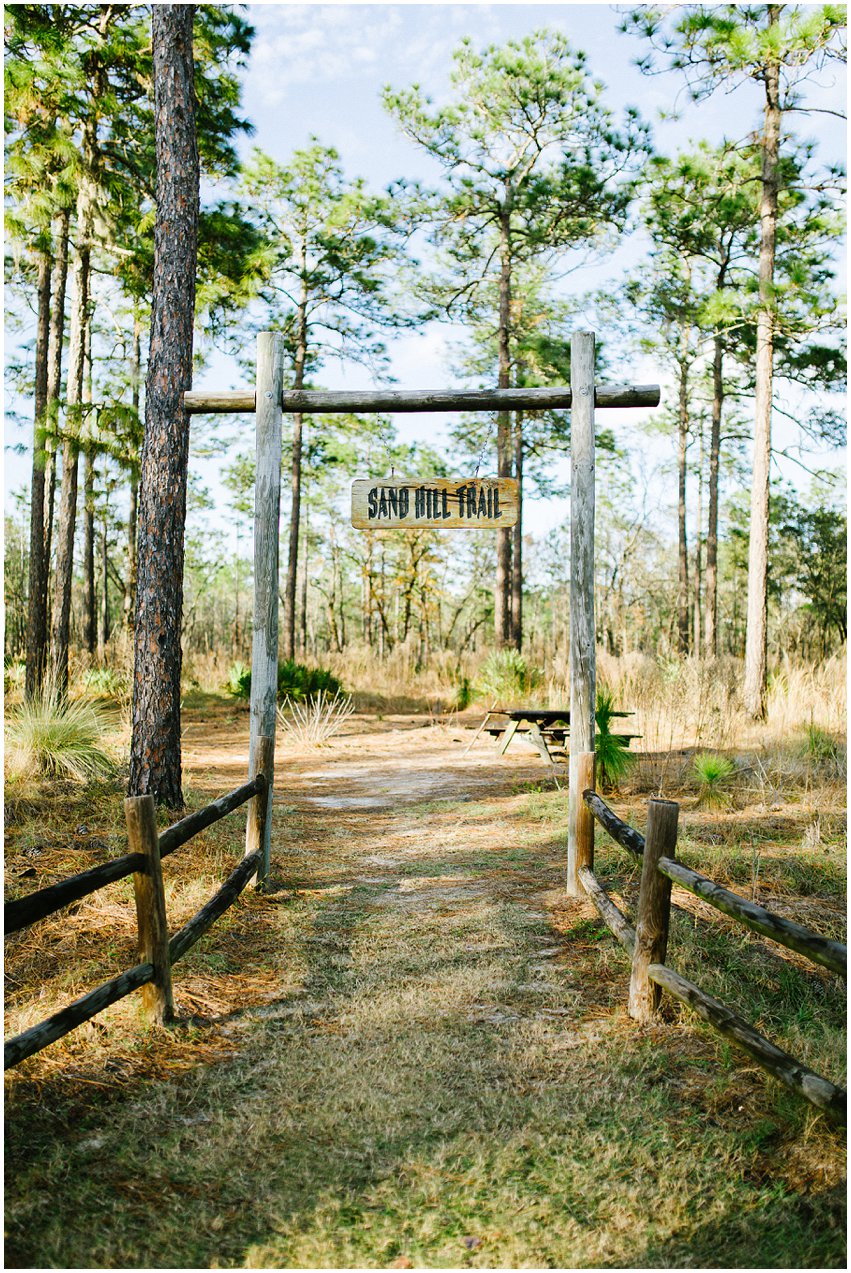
top-left (5, 690), bottom-right (115, 782)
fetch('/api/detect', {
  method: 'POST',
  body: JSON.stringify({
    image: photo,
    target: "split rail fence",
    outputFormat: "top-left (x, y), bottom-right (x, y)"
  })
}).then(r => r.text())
top-left (4, 736), bottom-right (274, 1071)
top-left (575, 760), bottom-right (846, 1124)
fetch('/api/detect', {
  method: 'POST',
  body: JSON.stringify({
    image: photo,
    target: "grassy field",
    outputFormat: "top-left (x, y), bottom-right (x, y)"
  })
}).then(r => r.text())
top-left (4, 684), bottom-right (847, 1269)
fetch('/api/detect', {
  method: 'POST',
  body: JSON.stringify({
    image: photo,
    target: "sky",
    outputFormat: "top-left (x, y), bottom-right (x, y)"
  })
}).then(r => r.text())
top-left (4, 1), bottom-right (847, 545)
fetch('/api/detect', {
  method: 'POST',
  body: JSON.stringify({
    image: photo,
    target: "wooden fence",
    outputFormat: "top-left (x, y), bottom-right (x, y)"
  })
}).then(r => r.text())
top-left (4, 737), bottom-right (274, 1071)
top-left (577, 763), bottom-right (846, 1125)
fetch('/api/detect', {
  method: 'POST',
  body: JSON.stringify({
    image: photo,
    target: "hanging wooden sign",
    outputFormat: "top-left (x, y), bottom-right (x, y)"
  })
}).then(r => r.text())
top-left (351, 477), bottom-right (518, 530)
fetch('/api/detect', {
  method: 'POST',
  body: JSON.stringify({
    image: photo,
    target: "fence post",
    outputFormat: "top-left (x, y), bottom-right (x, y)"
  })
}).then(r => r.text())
top-left (629, 798), bottom-right (679, 1024)
top-left (574, 751), bottom-right (596, 885)
top-left (246, 733), bottom-right (275, 888)
top-left (247, 331), bottom-right (284, 890)
top-left (567, 331), bottom-right (596, 896)
top-left (125, 795), bottom-right (173, 1025)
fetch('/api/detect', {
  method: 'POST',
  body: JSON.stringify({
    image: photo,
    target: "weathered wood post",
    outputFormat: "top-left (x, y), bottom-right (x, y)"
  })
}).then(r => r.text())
top-left (246, 733), bottom-right (275, 888)
top-left (567, 331), bottom-right (597, 896)
top-left (125, 794), bottom-right (173, 1025)
top-left (629, 798), bottom-right (679, 1023)
top-left (246, 332), bottom-right (284, 889)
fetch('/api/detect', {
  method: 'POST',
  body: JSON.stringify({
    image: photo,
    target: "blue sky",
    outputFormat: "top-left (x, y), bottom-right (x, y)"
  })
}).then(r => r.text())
top-left (4, 2), bottom-right (846, 541)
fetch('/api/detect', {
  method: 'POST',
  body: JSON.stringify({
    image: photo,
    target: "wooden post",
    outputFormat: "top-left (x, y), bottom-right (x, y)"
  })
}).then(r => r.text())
top-left (247, 332), bottom-right (284, 889)
top-left (246, 734), bottom-right (275, 889)
top-left (629, 798), bottom-right (679, 1023)
top-left (125, 795), bottom-right (173, 1025)
top-left (567, 331), bottom-right (597, 895)
top-left (573, 752), bottom-right (596, 882)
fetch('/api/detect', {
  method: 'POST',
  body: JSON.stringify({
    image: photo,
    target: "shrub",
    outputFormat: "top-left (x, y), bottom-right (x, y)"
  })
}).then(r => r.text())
top-left (693, 752), bottom-right (736, 807)
top-left (595, 688), bottom-right (637, 790)
top-left (81, 667), bottom-right (128, 701)
top-left (277, 690), bottom-right (355, 747)
top-left (476, 649), bottom-right (540, 702)
top-left (225, 659), bottom-right (343, 703)
top-left (277, 658), bottom-right (342, 701)
top-left (225, 661), bottom-right (252, 700)
top-left (5, 690), bottom-right (114, 782)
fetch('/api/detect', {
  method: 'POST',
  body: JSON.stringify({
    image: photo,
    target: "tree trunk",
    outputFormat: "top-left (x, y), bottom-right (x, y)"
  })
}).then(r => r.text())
top-left (744, 17), bottom-right (781, 721)
top-left (43, 208), bottom-right (71, 599)
top-left (704, 327), bottom-right (724, 658)
top-left (495, 204), bottom-right (512, 648)
top-left (676, 351), bottom-right (690, 655)
top-left (98, 514), bottom-right (110, 660)
top-left (50, 189), bottom-right (92, 695)
top-left (129, 4), bottom-right (199, 808)
top-left (511, 409), bottom-right (523, 649)
top-left (82, 449), bottom-right (97, 654)
top-left (283, 284), bottom-right (308, 661)
top-left (124, 314), bottom-right (141, 631)
top-left (300, 495), bottom-right (309, 654)
top-left (25, 248), bottom-right (53, 699)
top-left (693, 413), bottom-right (703, 656)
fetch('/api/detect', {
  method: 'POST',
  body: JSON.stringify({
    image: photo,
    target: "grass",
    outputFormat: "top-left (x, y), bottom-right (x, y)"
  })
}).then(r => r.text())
top-left (4, 688), bottom-right (115, 782)
top-left (4, 688), bottom-right (847, 1269)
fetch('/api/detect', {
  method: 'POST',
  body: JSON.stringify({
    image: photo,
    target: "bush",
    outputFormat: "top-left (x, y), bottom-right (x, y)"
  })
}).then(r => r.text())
top-left (5, 689), bottom-right (114, 782)
top-left (692, 752), bottom-right (736, 807)
top-left (225, 658), bottom-right (343, 702)
top-left (277, 658), bottom-right (342, 701)
top-left (225, 661), bottom-right (252, 700)
top-left (595, 688), bottom-right (637, 790)
top-left (476, 649), bottom-right (540, 702)
top-left (81, 667), bottom-right (128, 701)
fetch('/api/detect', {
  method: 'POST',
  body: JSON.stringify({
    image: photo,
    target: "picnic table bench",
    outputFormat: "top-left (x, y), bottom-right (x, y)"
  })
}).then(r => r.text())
top-left (468, 707), bottom-right (639, 767)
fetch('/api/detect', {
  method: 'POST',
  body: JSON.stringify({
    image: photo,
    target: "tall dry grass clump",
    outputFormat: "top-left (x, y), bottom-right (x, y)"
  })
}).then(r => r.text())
top-left (5, 685), bottom-right (115, 782)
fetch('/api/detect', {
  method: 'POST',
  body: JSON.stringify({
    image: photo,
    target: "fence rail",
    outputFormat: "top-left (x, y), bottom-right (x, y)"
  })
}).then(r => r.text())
top-left (579, 782), bottom-right (847, 1124)
top-left (4, 752), bottom-right (272, 1071)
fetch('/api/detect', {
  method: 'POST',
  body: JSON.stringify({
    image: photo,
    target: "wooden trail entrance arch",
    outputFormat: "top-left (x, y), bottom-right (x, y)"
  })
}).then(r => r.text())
top-left (184, 331), bottom-right (660, 895)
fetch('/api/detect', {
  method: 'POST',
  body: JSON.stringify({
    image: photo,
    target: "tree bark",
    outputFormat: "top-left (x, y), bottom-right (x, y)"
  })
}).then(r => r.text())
top-left (129, 4), bottom-right (199, 808)
top-left (693, 412), bottom-right (703, 656)
top-left (124, 313), bottom-right (142, 631)
top-left (25, 248), bottom-right (53, 699)
top-left (82, 449), bottom-right (97, 655)
top-left (495, 204), bottom-right (513, 648)
top-left (511, 409), bottom-right (523, 649)
top-left (50, 192), bottom-right (92, 695)
top-left (676, 333), bottom-right (691, 656)
top-left (744, 13), bottom-right (781, 720)
top-left (43, 207), bottom-right (71, 598)
top-left (282, 288), bottom-right (307, 661)
top-left (704, 322), bottom-right (725, 657)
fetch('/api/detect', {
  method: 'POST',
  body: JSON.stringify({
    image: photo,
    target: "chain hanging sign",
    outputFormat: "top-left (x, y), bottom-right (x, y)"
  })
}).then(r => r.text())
top-left (351, 477), bottom-right (518, 530)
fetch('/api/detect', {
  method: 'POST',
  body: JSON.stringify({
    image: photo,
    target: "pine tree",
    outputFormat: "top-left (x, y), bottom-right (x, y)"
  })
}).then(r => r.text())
top-left (384, 29), bottom-right (648, 647)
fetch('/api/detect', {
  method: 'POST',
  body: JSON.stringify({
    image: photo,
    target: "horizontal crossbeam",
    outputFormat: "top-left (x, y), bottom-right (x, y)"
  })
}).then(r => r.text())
top-left (182, 384), bottom-right (661, 415)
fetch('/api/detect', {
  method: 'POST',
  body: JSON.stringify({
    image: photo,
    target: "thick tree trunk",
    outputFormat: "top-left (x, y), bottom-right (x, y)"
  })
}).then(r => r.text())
top-left (25, 249), bottom-right (52, 699)
top-left (43, 208), bottom-right (71, 597)
top-left (704, 328), bottom-right (724, 658)
top-left (676, 353), bottom-right (690, 655)
top-left (129, 4), bottom-right (199, 807)
top-left (495, 205), bottom-right (512, 648)
top-left (511, 410), bottom-right (523, 649)
top-left (744, 25), bottom-right (780, 721)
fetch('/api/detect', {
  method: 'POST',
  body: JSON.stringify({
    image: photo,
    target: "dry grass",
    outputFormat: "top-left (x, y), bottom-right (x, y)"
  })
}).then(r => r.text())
top-left (4, 686), bottom-right (846, 1269)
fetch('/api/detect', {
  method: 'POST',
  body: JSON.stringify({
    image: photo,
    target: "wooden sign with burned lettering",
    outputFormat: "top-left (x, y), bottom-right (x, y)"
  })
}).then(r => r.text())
top-left (351, 478), bottom-right (518, 530)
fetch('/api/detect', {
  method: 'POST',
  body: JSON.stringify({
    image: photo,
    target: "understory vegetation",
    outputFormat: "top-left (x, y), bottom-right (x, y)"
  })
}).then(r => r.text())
top-left (4, 668), bottom-right (846, 1269)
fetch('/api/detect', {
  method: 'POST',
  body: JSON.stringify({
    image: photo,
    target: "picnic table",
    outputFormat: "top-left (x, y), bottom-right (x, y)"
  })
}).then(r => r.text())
top-left (467, 707), bottom-right (638, 767)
